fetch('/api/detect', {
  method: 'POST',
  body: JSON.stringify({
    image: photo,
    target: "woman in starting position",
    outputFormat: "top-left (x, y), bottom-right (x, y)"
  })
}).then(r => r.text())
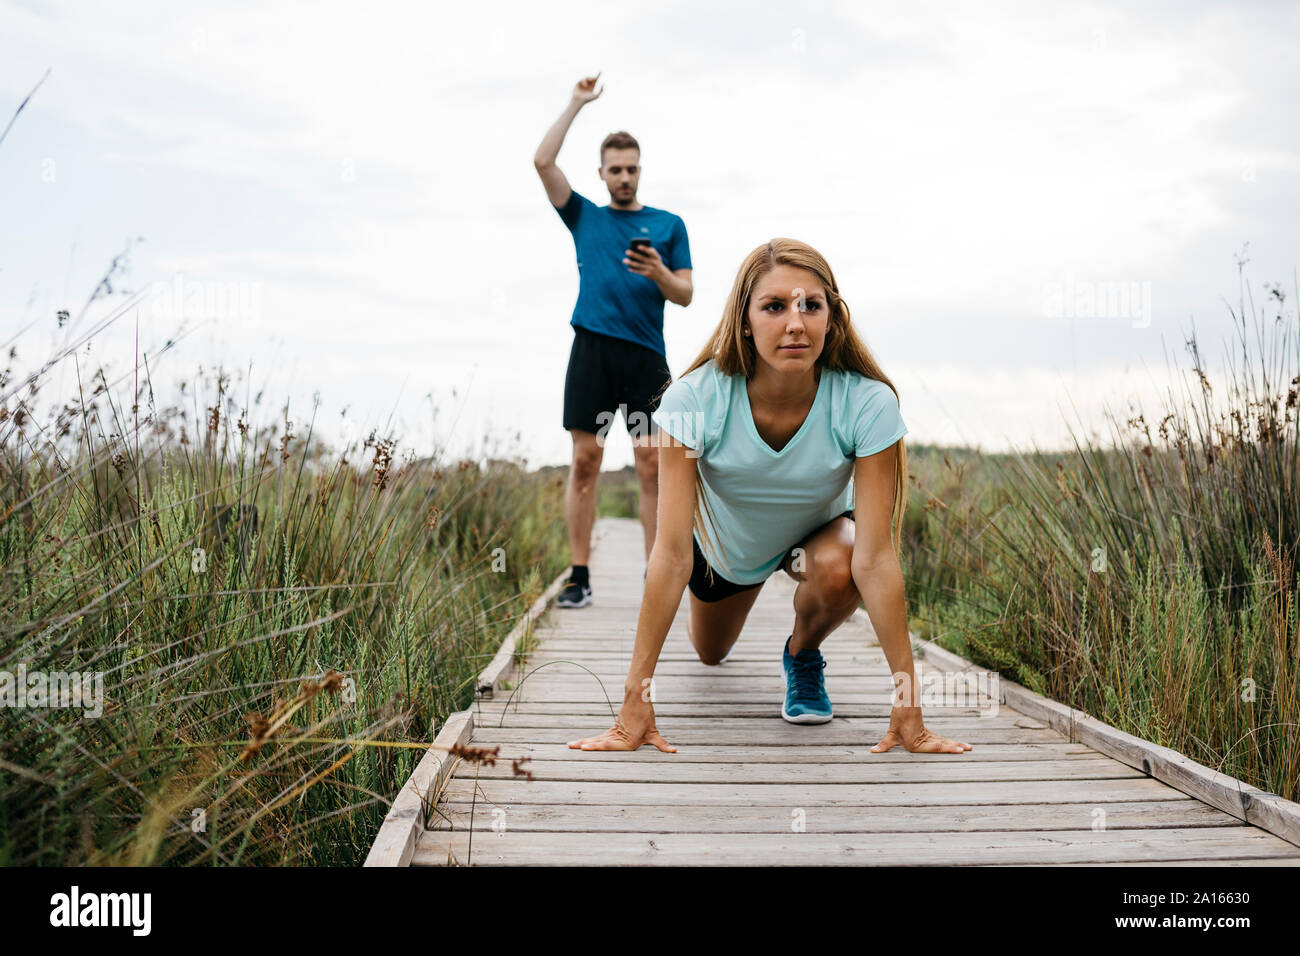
top-left (569, 238), bottom-right (972, 755)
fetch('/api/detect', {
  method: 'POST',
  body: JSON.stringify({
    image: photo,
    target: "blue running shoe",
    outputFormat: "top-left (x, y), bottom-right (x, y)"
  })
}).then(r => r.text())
top-left (781, 634), bottom-right (832, 723)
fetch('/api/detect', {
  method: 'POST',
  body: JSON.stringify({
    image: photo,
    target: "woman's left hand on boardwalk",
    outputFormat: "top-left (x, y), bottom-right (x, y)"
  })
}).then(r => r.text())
top-left (870, 706), bottom-right (973, 754)
top-left (567, 700), bottom-right (677, 752)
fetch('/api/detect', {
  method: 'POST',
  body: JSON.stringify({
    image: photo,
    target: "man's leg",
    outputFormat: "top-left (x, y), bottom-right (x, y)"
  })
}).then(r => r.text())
top-left (618, 341), bottom-right (672, 567)
top-left (561, 326), bottom-right (615, 586)
top-left (566, 428), bottom-right (604, 566)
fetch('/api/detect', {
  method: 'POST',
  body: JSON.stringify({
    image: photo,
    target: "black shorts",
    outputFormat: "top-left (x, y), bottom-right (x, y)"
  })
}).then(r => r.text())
top-left (689, 509), bottom-right (856, 603)
top-left (563, 325), bottom-right (672, 438)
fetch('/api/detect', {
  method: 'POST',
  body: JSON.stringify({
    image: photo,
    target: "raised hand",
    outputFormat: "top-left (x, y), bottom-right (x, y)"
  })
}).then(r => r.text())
top-left (870, 705), bottom-right (973, 754)
top-left (572, 72), bottom-right (604, 106)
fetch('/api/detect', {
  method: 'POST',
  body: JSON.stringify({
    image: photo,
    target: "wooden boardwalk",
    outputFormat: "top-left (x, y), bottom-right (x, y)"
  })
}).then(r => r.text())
top-left (397, 517), bottom-right (1300, 866)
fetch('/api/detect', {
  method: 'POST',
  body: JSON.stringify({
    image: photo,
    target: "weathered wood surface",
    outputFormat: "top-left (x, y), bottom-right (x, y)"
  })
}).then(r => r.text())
top-left (408, 517), bottom-right (1300, 866)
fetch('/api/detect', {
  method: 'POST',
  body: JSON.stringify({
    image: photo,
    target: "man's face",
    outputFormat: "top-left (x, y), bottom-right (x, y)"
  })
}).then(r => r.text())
top-left (746, 265), bottom-right (829, 372)
top-left (599, 148), bottom-right (640, 203)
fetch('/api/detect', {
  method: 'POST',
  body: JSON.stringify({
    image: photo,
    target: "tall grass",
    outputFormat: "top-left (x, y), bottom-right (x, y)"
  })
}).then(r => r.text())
top-left (0, 289), bottom-right (570, 865)
top-left (903, 268), bottom-right (1299, 801)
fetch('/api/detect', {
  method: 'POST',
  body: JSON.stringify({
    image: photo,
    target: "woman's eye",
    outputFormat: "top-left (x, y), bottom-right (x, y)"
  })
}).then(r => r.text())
top-left (764, 301), bottom-right (820, 312)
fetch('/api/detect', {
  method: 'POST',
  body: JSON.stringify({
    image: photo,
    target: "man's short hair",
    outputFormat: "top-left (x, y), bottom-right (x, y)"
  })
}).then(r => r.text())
top-left (600, 131), bottom-right (640, 166)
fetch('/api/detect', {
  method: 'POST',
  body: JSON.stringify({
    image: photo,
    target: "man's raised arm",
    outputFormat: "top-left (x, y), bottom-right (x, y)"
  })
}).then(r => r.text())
top-left (534, 73), bottom-right (603, 208)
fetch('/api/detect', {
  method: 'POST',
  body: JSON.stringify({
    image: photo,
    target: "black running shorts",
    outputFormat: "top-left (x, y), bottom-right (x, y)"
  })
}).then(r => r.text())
top-left (563, 325), bottom-right (673, 438)
top-left (689, 509), bottom-right (856, 603)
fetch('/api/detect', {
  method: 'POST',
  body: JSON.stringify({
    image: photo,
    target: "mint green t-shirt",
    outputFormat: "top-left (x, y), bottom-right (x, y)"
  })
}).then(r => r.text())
top-left (650, 359), bottom-right (907, 585)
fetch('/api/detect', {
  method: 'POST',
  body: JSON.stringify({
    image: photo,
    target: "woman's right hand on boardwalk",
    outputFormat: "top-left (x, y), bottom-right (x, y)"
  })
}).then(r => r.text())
top-left (571, 73), bottom-right (603, 105)
top-left (568, 698), bottom-right (676, 752)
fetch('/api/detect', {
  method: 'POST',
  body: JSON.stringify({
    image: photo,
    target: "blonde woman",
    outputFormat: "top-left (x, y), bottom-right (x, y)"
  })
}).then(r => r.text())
top-left (569, 239), bottom-right (972, 755)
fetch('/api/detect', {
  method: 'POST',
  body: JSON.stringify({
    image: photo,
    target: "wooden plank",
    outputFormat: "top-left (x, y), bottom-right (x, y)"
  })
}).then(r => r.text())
top-left (455, 740), bottom-right (1096, 762)
top-left (522, 632), bottom-right (885, 646)
top-left (428, 776), bottom-right (1194, 807)
top-left (497, 673), bottom-right (920, 686)
top-left (475, 695), bottom-right (1019, 713)
top-left (465, 724), bottom-right (1071, 745)
top-left (466, 711), bottom-right (1067, 737)
top-left (413, 826), bottom-right (1300, 866)
top-left (484, 703), bottom-right (1000, 718)
top-left (507, 660), bottom-right (895, 675)
top-left (1059, 857), bottom-right (1300, 866)
top-left (1244, 791), bottom-right (1300, 848)
top-left (499, 675), bottom-right (934, 689)
top-left (512, 650), bottom-right (879, 661)
top-left (428, 799), bottom-right (1232, 833)
top-left (491, 691), bottom-right (992, 706)
top-left (500, 675), bottom-right (949, 687)
top-left (456, 756), bottom-right (1145, 784)
top-left (364, 709), bottom-right (474, 867)
top-left (518, 646), bottom-right (879, 659)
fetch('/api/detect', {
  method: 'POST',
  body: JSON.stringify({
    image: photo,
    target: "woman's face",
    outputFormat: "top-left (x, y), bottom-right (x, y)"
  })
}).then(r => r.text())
top-left (745, 265), bottom-right (828, 374)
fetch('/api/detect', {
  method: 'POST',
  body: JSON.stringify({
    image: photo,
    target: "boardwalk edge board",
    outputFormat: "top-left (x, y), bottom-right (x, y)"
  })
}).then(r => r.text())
top-left (905, 622), bottom-right (1300, 849)
top-left (475, 537), bottom-right (600, 699)
top-left (364, 708), bottom-right (476, 867)
top-left (366, 524), bottom-right (607, 864)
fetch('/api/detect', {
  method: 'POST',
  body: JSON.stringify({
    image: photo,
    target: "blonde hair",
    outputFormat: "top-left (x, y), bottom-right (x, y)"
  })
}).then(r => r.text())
top-left (655, 238), bottom-right (908, 582)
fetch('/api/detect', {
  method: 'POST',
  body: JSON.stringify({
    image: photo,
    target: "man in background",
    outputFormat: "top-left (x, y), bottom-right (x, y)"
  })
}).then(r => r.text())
top-left (534, 73), bottom-right (693, 607)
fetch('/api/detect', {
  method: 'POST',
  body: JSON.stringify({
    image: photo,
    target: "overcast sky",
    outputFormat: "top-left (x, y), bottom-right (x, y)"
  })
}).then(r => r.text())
top-left (3, 0), bottom-right (1298, 470)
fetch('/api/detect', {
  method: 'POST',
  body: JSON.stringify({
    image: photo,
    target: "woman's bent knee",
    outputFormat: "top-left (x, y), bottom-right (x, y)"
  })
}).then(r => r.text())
top-left (686, 619), bottom-right (725, 666)
top-left (810, 550), bottom-right (857, 605)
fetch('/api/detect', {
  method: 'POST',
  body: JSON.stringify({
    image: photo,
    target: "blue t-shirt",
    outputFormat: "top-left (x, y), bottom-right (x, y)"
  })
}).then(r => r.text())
top-left (650, 359), bottom-right (908, 584)
top-left (554, 189), bottom-right (692, 356)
